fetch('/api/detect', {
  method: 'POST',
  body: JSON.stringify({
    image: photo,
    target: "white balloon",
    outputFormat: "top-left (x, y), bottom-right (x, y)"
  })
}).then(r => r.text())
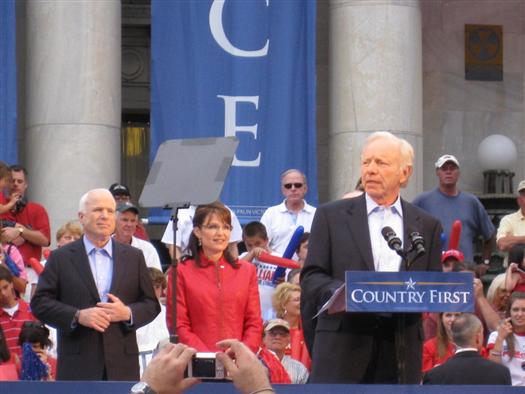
top-left (478, 134), bottom-right (517, 171)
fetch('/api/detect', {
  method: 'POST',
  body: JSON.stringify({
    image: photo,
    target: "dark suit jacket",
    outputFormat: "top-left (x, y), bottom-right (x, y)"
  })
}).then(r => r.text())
top-left (31, 237), bottom-right (160, 380)
top-left (300, 194), bottom-right (443, 383)
top-left (423, 350), bottom-right (511, 385)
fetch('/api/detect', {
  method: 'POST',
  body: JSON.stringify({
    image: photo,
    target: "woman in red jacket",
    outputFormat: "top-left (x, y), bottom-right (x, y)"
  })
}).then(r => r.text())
top-left (422, 312), bottom-right (461, 373)
top-left (166, 202), bottom-right (262, 353)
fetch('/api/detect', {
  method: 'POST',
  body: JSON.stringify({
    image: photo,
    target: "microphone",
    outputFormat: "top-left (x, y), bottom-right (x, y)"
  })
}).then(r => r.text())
top-left (381, 226), bottom-right (403, 254)
top-left (409, 232), bottom-right (425, 257)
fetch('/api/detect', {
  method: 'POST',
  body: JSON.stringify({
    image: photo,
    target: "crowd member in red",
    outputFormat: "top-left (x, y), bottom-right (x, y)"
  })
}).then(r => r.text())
top-left (422, 312), bottom-right (461, 373)
top-left (0, 325), bottom-right (17, 380)
top-left (0, 266), bottom-right (35, 359)
top-left (262, 318), bottom-right (309, 384)
top-left (167, 202), bottom-right (262, 352)
top-left (0, 165), bottom-right (50, 266)
top-left (441, 249), bottom-right (464, 273)
top-left (272, 282), bottom-right (311, 370)
top-left (18, 321), bottom-right (56, 381)
top-left (422, 249), bottom-right (465, 340)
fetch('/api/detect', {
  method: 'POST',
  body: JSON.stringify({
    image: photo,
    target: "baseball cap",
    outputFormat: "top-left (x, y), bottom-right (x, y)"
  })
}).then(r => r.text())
top-left (435, 154), bottom-right (460, 169)
top-left (518, 180), bottom-right (525, 193)
top-left (109, 183), bottom-right (131, 197)
top-left (441, 249), bottom-right (465, 264)
top-left (116, 202), bottom-right (139, 215)
top-left (264, 318), bottom-right (290, 332)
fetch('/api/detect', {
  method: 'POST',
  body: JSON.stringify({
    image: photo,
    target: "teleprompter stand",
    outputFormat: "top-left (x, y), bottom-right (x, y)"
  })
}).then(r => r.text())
top-left (139, 136), bottom-right (239, 344)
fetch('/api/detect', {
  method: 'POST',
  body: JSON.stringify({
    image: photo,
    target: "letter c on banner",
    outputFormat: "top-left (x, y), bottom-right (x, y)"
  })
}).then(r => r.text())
top-left (209, 0), bottom-right (269, 57)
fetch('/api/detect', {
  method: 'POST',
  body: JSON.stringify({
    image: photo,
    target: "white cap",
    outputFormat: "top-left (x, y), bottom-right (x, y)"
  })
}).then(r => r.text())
top-left (518, 180), bottom-right (525, 193)
top-left (435, 154), bottom-right (459, 169)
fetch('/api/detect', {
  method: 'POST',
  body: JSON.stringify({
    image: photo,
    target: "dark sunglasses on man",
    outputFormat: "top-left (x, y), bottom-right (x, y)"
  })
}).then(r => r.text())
top-left (283, 183), bottom-right (303, 189)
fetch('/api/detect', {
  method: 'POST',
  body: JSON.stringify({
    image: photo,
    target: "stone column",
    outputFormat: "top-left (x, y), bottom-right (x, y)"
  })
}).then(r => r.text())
top-left (25, 0), bottom-right (121, 244)
top-left (329, 0), bottom-right (422, 200)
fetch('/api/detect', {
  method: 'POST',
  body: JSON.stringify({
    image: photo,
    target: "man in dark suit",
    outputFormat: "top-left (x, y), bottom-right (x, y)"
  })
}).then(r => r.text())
top-left (301, 132), bottom-right (443, 384)
top-left (423, 313), bottom-right (511, 385)
top-left (31, 188), bottom-right (160, 380)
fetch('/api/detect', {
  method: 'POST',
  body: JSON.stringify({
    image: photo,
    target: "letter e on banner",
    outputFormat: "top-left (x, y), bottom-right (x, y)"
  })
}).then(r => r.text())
top-left (218, 95), bottom-right (261, 167)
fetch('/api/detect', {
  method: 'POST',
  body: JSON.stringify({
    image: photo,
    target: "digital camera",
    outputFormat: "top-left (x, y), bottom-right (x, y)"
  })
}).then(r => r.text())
top-left (186, 352), bottom-right (225, 380)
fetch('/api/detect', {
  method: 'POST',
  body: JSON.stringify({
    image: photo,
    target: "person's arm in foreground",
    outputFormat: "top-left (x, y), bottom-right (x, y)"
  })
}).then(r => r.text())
top-left (216, 339), bottom-right (275, 394)
top-left (141, 343), bottom-right (199, 394)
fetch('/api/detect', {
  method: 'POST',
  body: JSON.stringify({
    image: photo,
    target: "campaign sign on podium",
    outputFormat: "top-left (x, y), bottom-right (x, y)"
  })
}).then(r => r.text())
top-left (321, 272), bottom-right (474, 315)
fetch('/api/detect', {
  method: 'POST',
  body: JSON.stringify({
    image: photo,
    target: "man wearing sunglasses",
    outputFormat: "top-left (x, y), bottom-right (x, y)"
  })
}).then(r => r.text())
top-left (260, 169), bottom-right (316, 256)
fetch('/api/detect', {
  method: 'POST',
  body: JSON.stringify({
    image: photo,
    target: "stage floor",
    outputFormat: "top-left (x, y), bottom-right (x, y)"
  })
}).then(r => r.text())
top-left (1, 382), bottom-right (522, 393)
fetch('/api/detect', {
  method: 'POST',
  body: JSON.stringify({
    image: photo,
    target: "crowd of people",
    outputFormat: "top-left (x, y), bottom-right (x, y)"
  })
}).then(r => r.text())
top-left (1, 132), bottom-right (525, 389)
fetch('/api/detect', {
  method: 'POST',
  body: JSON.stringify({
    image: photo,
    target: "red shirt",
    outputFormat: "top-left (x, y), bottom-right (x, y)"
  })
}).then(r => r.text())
top-left (287, 326), bottom-right (311, 370)
top-left (134, 222), bottom-right (149, 241)
top-left (167, 255), bottom-right (262, 353)
top-left (12, 202), bottom-right (50, 263)
top-left (422, 337), bottom-right (455, 373)
top-left (0, 299), bottom-right (35, 358)
top-left (0, 193), bottom-right (15, 223)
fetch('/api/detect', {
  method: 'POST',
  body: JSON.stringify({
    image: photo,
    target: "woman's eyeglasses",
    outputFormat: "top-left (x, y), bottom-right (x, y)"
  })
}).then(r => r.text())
top-left (283, 183), bottom-right (303, 190)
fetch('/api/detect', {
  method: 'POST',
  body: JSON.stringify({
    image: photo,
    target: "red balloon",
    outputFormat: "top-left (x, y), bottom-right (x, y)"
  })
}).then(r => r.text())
top-left (28, 257), bottom-right (44, 276)
top-left (258, 252), bottom-right (300, 270)
top-left (449, 220), bottom-right (462, 250)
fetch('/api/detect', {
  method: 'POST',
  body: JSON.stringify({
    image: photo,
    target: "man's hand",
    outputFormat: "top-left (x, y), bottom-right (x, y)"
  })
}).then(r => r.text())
top-left (473, 278), bottom-right (484, 299)
top-left (216, 339), bottom-right (273, 394)
top-left (96, 293), bottom-right (131, 322)
top-left (78, 307), bottom-right (111, 332)
top-left (141, 343), bottom-right (199, 394)
top-left (1, 226), bottom-right (22, 244)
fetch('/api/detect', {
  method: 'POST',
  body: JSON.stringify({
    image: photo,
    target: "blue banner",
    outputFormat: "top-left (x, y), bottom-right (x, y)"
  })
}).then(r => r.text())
top-left (0, 0), bottom-right (17, 164)
top-left (345, 272), bottom-right (474, 313)
top-left (151, 0), bottom-right (317, 223)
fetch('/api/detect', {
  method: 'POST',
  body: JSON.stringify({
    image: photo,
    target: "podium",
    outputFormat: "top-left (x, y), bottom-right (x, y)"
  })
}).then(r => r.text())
top-left (315, 271), bottom-right (474, 384)
top-left (319, 271), bottom-right (474, 315)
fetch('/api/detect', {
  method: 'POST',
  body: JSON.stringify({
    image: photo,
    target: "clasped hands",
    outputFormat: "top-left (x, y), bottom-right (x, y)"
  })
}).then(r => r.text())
top-left (78, 293), bottom-right (131, 332)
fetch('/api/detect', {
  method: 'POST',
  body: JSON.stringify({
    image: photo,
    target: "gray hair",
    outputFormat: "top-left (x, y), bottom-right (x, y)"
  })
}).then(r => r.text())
top-left (451, 313), bottom-right (482, 348)
top-left (280, 169), bottom-right (307, 185)
top-left (362, 132), bottom-right (414, 183)
top-left (78, 188), bottom-right (115, 213)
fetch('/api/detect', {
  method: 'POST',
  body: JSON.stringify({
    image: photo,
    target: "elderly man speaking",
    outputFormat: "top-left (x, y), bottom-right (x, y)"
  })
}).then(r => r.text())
top-left (301, 132), bottom-right (442, 384)
top-left (31, 188), bottom-right (159, 381)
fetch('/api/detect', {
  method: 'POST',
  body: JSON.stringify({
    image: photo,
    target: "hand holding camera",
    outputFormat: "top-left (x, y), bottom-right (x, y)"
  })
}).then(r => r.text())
top-left (497, 317), bottom-right (513, 340)
top-left (139, 339), bottom-right (274, 394)
top-left (216, 339), bottom-right (274, 394)
top-left (141, 342), bottom-right (199, 394)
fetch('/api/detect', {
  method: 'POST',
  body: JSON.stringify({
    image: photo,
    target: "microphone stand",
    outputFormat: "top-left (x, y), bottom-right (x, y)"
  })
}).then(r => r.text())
top-left (396, 252), bottom-right (409, 385)
top-left (395, 241), bottom-right (425, 384)
top-left (169, 203), bottom-right (190, 344)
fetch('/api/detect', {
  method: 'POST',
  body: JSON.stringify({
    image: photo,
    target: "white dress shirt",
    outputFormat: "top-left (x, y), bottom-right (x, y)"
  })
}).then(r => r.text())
top-left (365, 194), bottom-right (403, 272)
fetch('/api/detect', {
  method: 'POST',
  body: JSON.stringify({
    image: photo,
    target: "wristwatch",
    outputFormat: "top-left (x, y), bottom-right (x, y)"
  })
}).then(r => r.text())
top-left (130, 381), bottom-right (157, 394)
